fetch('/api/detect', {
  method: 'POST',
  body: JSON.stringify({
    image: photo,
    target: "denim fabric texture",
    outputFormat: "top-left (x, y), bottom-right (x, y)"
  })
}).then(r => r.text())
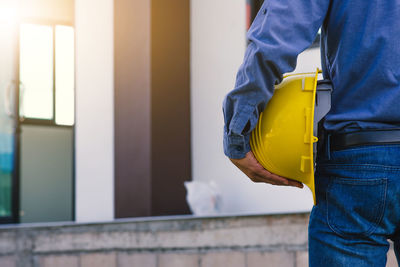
top-left (309, 143), bottom-right (400, 266)
top-left (223, 0), bottom-right (400, 158)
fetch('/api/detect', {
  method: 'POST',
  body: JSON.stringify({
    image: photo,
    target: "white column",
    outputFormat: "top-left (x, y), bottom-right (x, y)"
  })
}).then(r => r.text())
top-left (75, 0), bottom-right (114, 222)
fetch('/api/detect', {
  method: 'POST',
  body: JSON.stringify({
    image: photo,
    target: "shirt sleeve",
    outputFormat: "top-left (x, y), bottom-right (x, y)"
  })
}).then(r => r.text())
top-left (223, 0), bottom-right (331, 159)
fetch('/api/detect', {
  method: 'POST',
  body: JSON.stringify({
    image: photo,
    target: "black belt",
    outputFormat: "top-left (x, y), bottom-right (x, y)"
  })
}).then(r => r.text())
top-left (330, 129), bottom-right (400, 151)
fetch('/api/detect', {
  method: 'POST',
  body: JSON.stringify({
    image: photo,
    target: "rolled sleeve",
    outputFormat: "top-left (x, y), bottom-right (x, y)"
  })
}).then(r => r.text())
top-left (223, 132), bottom-right (251, 159)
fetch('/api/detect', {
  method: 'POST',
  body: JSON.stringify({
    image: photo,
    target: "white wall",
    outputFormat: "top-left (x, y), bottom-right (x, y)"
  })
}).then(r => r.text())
top-left (191, 0), bottom-right (321, 215)
top-left (75, 0), bottom-right (114, 222)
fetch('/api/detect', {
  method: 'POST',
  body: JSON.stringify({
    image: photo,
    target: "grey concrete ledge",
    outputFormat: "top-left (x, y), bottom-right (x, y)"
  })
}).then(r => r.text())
top-left (0, 212), bottom-right (310, 256)
top-left (0, 212), bottom-right (310, 230)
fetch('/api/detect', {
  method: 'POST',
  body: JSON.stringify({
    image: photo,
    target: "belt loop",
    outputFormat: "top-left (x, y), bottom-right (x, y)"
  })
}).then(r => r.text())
top-left (326, 133), bottom-right (331, 160)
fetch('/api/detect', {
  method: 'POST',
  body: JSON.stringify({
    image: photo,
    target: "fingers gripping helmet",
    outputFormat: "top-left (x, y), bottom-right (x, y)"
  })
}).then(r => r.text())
top-left (250, 69), bottom-right (331, 204)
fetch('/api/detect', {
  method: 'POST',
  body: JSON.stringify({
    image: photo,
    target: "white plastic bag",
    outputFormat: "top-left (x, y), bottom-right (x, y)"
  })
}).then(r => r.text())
top-left (184, 181), bottom-right (221, 216)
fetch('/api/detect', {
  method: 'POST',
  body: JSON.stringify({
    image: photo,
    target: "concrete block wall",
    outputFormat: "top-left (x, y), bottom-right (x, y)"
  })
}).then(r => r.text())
top-left (0, 213), bottom-right (397, 267)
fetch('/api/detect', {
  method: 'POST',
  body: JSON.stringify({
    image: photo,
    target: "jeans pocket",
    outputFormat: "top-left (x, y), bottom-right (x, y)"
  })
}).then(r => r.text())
top-left (326, 177), bottom-right (387, 237)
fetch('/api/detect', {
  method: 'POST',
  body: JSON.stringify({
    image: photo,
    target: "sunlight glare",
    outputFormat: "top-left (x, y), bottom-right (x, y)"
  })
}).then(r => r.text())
top-left (0, 5), bottom-right (18, 25)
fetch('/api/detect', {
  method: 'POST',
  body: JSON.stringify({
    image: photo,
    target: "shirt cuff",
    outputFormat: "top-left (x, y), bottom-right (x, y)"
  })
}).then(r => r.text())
top-left (223, 132), bottom-right (251, 159)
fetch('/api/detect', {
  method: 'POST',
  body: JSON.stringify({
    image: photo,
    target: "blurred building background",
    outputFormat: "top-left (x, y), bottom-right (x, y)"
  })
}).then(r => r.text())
top-left (3, 0), bottom-right (395, 267)
top-left (0, 0), bottom-right (321, 226)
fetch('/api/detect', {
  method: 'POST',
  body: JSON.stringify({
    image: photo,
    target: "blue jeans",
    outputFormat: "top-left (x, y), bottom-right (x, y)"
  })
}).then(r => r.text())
top-left (309, 143), bottom-right (400, 266)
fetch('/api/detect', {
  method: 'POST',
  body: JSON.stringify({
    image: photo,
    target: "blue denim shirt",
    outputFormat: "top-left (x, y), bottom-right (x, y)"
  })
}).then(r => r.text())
top-left (223, 0), bottom-right (400, 159)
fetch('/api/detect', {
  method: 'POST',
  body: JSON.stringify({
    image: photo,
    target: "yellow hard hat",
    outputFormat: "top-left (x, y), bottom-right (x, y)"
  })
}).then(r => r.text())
top-left (250, 69), bottom-right (330, 205)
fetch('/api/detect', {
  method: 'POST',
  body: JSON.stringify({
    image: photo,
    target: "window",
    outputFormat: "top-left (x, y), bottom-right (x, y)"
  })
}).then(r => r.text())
top-left (55, 25), bottom-right (75, 126)
top-left (19, 23), bottom-right (75, 126)
top-left (20, 24), bottom-right (53, 120)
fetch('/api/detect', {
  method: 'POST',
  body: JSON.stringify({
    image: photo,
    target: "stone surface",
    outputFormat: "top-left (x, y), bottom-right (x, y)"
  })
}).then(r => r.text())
top-left (31, 214), bottom-right (309, 253)
top-left (247, 251), bottom-right (294, 267)
top-left (295, 251), bottom-right (308, 267)
top-left (33, 224), bottom-right (308, 252)
top-left (80, 252), bottom-right (116, 267)
top-left (118, 252), bottom-right (157, 267)
top-left (159, 253), bottom-right (199, 267)
top-left (200, 251), bottom-right (245, 267)
top-left (0, 256), bottom-right (16, 267)
top-left (39, 255), bottom-right (79, 267)
top-left (0, 214), bottom-right (310, 266)
top-left (0, 232), bottom-right (16, 253)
